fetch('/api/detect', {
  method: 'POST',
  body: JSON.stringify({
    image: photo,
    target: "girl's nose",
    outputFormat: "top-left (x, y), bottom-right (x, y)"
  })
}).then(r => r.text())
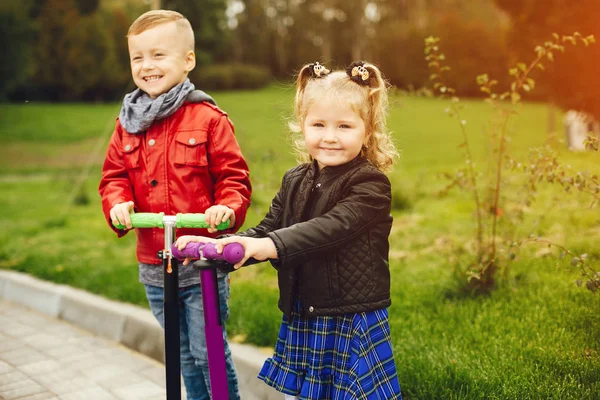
top-left (322, 128), bottom-right (338, 142)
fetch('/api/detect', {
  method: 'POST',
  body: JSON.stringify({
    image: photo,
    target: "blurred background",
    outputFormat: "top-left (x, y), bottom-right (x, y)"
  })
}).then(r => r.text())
top-left (1, 0), bottom-right (599, 117)
top-left (1, 1), bottom-right (599, 398)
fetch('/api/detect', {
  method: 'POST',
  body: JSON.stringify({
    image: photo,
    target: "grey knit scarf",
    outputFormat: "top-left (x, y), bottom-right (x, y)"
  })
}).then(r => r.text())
top-left (119, 78), bottom-right (216, 134)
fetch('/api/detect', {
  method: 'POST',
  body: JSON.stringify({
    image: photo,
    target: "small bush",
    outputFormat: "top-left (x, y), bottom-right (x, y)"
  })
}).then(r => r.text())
top-left (190, 63), bottom-right (271, 91)
top-left (391, 186), bottom-right (413, 212)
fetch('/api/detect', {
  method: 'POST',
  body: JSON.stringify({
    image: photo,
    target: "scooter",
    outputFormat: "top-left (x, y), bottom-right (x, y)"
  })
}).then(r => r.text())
top-left (114, 213), bottom-right (244, 399)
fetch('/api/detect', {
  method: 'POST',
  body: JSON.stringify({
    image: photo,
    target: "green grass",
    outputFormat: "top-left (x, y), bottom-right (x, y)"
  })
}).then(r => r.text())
top-left (1, 85), bottom-right (599, 399)
top-left (0, 102), bottom-right (120, 142)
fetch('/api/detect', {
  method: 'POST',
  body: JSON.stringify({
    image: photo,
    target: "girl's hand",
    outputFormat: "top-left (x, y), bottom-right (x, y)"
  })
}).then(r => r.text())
top-left (174, 235), bottom-right (216, 266)
top-left (204, 205), bottom-right (236, 233)
top-left (215, 236), bottom-right (278, 269)
top-left (174, 235), bottom-right (216, 250)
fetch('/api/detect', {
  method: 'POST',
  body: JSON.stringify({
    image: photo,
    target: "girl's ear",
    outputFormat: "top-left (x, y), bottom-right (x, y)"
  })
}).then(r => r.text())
top-left (184, 50), bottom-right (196, 72)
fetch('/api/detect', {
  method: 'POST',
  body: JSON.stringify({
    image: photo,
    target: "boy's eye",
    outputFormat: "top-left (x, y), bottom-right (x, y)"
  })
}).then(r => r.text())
top-left (154, 53), bottom-right (164, 57)
top-left (132, 56), bottom-right (142, 61)
top-left (313, 123), bottom-right (324, 127)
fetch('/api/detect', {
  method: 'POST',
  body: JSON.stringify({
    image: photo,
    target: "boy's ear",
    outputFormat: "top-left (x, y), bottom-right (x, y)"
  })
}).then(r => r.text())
top-left (185, 50), bottom-right (196, 72)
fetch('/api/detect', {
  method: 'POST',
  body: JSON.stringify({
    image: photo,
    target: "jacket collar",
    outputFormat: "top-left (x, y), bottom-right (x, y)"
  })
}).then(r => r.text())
top-left (308, 156), bottom-right (367, 179)
top-left (295, 156), bottom-right (367, 223)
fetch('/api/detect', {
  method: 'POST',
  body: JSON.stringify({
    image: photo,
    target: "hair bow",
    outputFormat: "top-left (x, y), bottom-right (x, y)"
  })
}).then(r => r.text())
top-left (309, 62), bottom-right (330, 78)
top-left (346, 61), bottom-right (370, 85)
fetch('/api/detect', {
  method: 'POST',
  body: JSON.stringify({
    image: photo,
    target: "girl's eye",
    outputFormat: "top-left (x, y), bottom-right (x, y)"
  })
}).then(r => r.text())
top-left (132, 56), bottom-right (142, 61)
top-left (340, 124), bottom-right (351, 129)
top-left (313, 123), bottom-right (324, 127)
top-left (154, 53), bottom-right (164, 57)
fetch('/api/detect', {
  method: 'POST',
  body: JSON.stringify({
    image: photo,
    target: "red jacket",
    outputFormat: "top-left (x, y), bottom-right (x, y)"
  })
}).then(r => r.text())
top-left (99, 101), bottom-right (252, 264)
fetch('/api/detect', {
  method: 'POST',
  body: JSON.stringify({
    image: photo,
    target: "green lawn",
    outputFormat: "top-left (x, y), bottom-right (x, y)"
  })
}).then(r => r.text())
top-left (0, 86), bottom-right (598, 399)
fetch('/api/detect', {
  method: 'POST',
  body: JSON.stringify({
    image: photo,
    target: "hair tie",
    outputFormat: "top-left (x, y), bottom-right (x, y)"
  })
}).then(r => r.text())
top-left (346, 61), bottom-right (370, 85)
top-left (309, 62), bottom-right (330, 78)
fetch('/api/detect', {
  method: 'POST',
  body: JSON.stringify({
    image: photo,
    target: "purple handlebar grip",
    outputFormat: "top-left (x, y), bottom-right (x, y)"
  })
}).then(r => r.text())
top-left (171, 242), bottom-right (244, 264)
top-left (202, 243), bottom-right (244, 264)
top-left (171, 242), bottom-right (202, 259)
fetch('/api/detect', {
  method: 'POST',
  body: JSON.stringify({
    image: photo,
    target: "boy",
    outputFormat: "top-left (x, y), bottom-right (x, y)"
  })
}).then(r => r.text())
top-left (98, 10), bottom-right (251, 400)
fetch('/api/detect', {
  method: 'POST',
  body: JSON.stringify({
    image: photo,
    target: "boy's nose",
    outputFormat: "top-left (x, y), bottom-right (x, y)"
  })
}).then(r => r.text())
top-left (142, 59), bottom-right (155, 70)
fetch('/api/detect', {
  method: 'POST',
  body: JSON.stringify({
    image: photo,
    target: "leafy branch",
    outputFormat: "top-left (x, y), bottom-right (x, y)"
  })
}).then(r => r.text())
top-left (515, 237), bottom-right (599, 293)
top-left (425, 32), bottom-right (596, 293)
top-left (426, 36), bottom-right (484, 261)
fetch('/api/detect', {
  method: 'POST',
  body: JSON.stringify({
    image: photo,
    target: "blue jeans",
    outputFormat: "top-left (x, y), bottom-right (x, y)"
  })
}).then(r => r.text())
top-left (145, 278), bottom-right (240, 400)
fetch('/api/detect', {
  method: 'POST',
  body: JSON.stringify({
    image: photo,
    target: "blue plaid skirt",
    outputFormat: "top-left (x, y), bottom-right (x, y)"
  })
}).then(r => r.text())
top-left (258, 307), bottom-right (402, 399)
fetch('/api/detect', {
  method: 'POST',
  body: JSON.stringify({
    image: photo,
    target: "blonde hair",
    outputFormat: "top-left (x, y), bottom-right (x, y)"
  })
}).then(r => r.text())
top-left (289, 61), bottom-right (398, 172)
top-left (128, 10), bottom-right (195, 51)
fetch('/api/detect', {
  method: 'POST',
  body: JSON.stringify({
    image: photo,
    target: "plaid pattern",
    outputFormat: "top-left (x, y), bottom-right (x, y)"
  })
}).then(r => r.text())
top-left (258, 307), bottom-right (402, 399)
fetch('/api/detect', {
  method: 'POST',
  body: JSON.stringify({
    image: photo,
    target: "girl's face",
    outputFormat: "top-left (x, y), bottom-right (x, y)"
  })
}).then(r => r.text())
top-left (303, 97), bottom-right (366, 170)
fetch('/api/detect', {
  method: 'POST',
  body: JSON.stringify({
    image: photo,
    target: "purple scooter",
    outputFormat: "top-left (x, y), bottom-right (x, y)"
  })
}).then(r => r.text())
top-left (114, 213), bottom-right (244, 399)
top-left (172, 241), bottom-right (244, 400)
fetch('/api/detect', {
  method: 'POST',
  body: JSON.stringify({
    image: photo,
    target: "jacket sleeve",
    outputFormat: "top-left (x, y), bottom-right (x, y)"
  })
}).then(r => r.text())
top-left (235, 172), bottom-right (286, 239)
top-left (207, 114), bottom-right (252, 233)
top-left (219, 173), bottom-right (286, 268)
top-left (266, 170), bottom-right (391, 269)
top-left (98, 121), bottom-right (134, 237)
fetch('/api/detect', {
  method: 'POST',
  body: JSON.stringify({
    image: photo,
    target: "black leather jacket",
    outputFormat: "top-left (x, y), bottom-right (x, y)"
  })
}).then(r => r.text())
top-left (239, 156), bottom-right (393, 318)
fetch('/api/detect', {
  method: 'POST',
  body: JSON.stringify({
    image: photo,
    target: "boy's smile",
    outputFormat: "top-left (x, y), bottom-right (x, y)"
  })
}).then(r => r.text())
top-left (128, 21), bottom-right (195, 99)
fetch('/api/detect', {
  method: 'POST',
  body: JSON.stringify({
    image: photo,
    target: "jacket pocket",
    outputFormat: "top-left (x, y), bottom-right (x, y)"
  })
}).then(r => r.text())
top-left (174, 129), bottom-right (208, 167)
top-left (122, 135), bottom-right (142, 169)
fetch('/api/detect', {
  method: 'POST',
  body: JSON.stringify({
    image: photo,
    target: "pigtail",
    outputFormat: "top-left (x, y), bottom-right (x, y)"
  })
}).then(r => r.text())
top-left (295, 62), bottom-right (330, 111)
top-left (294, 64), bottom-right (313, 112)
top-left (291, 62), bottom-right (331, 164)
top-left (347, 61), bottom-right (398, 172)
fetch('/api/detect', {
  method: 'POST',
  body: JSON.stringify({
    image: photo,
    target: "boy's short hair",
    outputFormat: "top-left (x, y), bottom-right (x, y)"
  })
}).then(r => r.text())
top-left (128, 10), bottom-right (195, 51)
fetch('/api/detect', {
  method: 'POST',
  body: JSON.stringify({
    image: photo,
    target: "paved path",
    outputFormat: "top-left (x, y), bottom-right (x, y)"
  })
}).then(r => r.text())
top-left (0, 299), bottom-right (180, 400)
top-left (0, 271), bottom-right (279, 400)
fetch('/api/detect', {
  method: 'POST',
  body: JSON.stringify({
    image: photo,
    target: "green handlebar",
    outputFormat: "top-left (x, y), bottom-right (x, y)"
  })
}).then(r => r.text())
top-left (113, 212), bottom-right (165, 229)
top-left (113, 212), bottom-right (230, 231)
top-left (175, 213), bottom-right (229, 230)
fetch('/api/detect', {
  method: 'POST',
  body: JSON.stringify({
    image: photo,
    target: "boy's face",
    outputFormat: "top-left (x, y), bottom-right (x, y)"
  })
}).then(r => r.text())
top-left (128, 22), bottom-right (195, 99)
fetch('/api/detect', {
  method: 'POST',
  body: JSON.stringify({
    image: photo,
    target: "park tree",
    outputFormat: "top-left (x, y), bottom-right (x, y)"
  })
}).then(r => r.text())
top-left (162, 0), bottom-right (231, 66)
top-left (231, 0), bottom-right (277, 69)
top-left (232, 0), bottom-right (300, 76)
top-left (33, 0), bottom-right (81, 100)
top-left (63, 11), bottom-right (120, 100)
top-left (374, 0), bottom-right (509, 94)
top-left (27, 0), bottom-right (98, 17)
top-left (99, 5), bottom-right (137, 99)
top-left (493, 0), bottom-right (600, 118)
top-left (323, 0), bottom-right (383, 64)
top-left (74, 0), bottom-right (99, 15)
top-left (0, 6), bottom-right (35, 100)
top-left (231, 0), bottom-right (389, 76)
top-left (33, 0), bottom-right (125, 100)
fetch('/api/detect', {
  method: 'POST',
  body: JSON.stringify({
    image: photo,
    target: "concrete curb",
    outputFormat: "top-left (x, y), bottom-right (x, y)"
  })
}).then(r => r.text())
top-left (0, 270), bottom-right (280, 400)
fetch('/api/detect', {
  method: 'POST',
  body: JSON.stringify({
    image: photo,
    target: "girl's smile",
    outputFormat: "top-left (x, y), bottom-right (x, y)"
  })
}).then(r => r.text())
top-left (303, 97), bottom-right (366, 170)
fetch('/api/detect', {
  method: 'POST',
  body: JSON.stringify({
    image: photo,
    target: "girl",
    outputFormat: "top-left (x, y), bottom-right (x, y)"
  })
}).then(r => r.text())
top-left (176, 61), bottom-right (402, 399)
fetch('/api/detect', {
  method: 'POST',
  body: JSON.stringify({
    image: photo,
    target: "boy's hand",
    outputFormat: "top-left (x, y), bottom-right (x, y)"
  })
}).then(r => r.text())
top-left (204, 205), bottom-right (235, 233)
top-left (215, 236), bottom-right (277, 270)
top-left (174, 235), bottom-right (216, 266)
top-left (110, 201), bottom-right (135, 229)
